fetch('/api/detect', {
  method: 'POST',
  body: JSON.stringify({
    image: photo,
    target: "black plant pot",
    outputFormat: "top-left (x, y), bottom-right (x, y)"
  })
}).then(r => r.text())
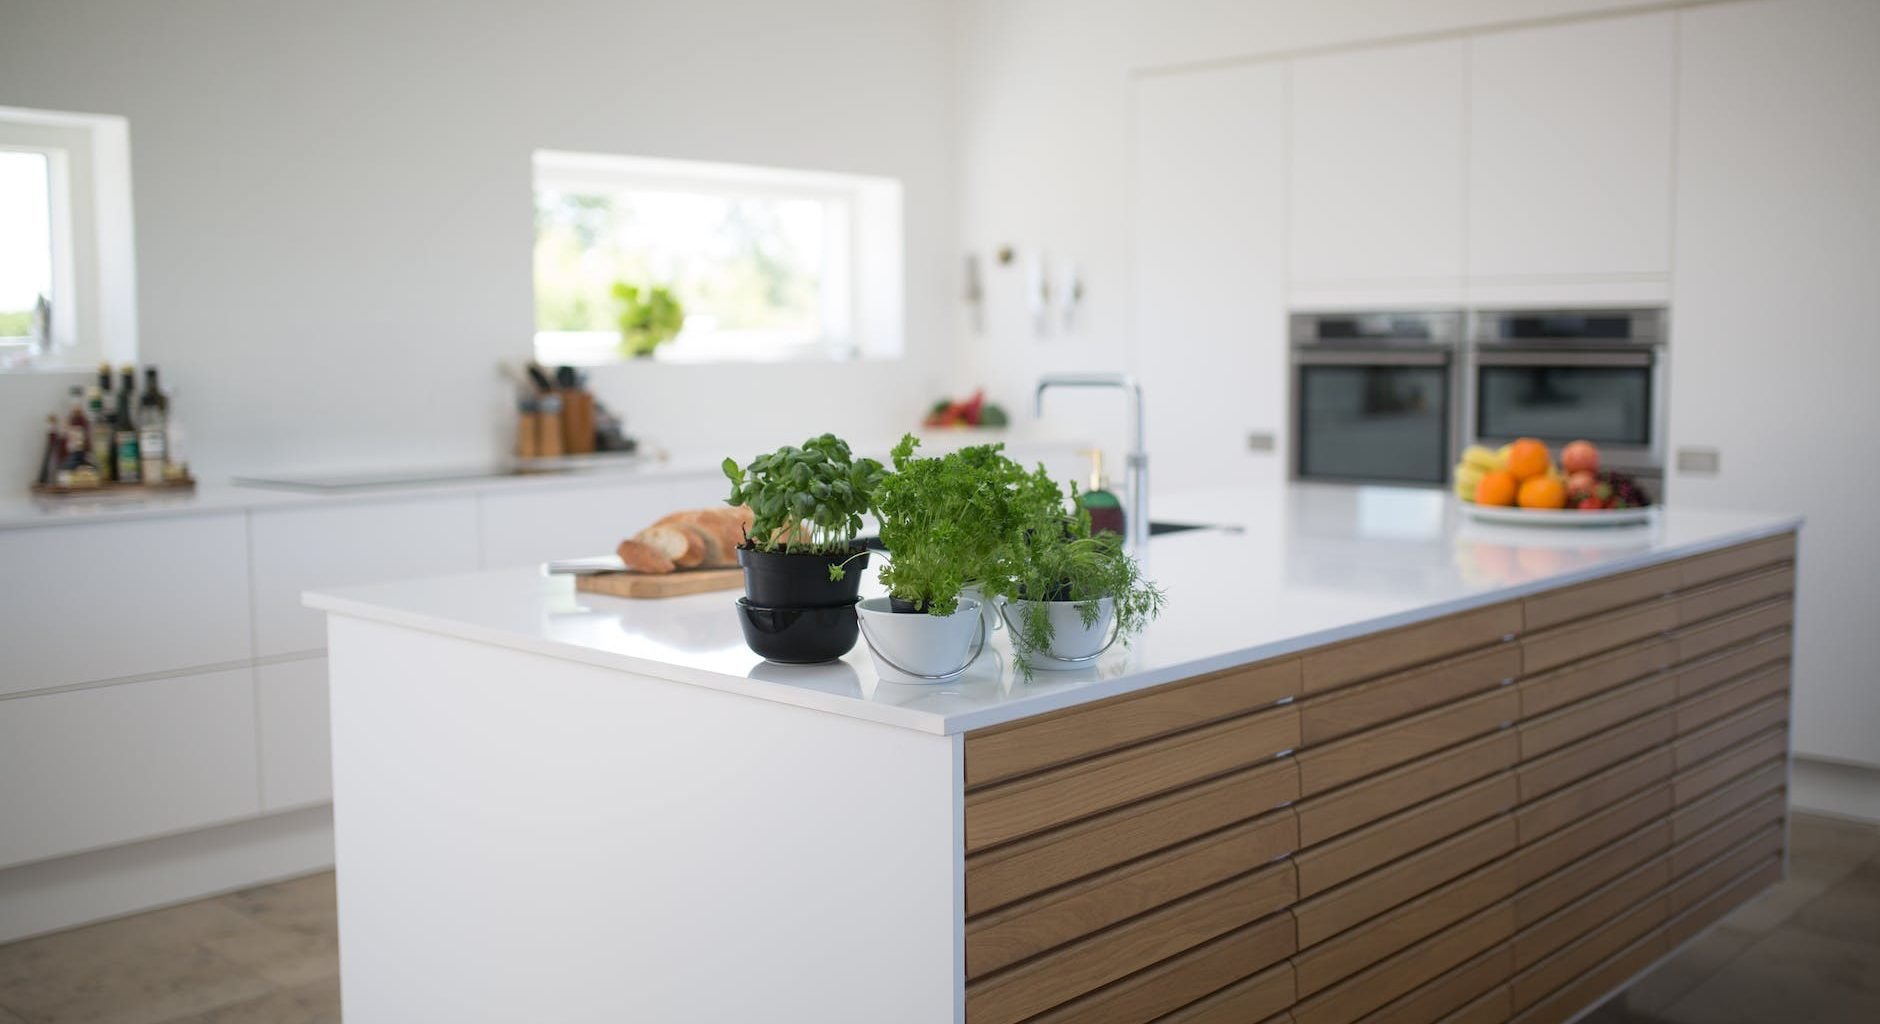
top-left (738, 546), bottom-right (869, 608)
top-left (736, 598), bottom-right (860, 664)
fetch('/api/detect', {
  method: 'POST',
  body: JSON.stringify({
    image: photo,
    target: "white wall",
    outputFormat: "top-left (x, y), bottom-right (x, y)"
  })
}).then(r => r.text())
top-left (0, 0), bottom-right (961, 485)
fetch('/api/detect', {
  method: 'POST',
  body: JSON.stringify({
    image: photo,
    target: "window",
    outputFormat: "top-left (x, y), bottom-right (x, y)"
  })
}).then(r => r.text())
top-left (0, 106), bottom-right (137, 372)
top-left (532, 151), bottom-right (902, 365)
top-left (0, 151), bottom-right (52, 353)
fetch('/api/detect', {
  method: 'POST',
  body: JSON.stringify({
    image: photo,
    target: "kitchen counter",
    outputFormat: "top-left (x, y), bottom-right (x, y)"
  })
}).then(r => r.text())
top-left (312, 483), bottom-right (1803, 1024)
top-left (0, 455), bottom-right (719, 531)
top-left (306, 483), bottom-right (1800, 735)
top-left (0, 432), bottom-right (1085, 532)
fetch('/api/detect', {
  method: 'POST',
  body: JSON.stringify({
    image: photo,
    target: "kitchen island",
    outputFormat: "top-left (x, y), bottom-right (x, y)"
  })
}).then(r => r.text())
top-left (307, 484), bottom-right (1801, 1024)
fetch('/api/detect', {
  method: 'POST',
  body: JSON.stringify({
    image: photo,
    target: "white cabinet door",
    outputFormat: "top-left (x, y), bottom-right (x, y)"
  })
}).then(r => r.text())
top-left (1289, 38), bottom-right (1467, 299)
top-left (1131, 62), bottom-right (1288, 491)
top-left (1467, 12), bottom-right (1675, 283)
top-left (0, 668), bottom-right (260, 868)
top-left (250, 497), bottom-right (480, 657)
top-left (478, 475), bottom-right (727, 569)
top-left (0, 514), bottom-right (252, 696)
top-left (258, 657), bottom-right (332, 811)
top-left (1671, 0), bottom-right (1880, 767)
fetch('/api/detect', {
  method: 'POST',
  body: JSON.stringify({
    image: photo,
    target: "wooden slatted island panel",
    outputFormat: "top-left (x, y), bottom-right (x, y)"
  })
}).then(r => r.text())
top-left (960, 530), bottom-right (1797, 1024)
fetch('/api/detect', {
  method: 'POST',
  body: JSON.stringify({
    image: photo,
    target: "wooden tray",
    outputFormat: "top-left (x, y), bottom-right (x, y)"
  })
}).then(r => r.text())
top-left (31, 478), bottom-right (197, 497)
top-left (575, 567), bottom-right (744, 599)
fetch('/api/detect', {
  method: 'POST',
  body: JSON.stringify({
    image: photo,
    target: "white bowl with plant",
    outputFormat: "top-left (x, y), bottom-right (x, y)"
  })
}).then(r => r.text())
top-left (993, 487), bottom-right (1165, 674)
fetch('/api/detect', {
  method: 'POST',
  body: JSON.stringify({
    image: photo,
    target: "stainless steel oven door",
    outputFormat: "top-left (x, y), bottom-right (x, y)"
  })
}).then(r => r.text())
top-left (1292, 349), bottom-right (1457, 487)
top-left (1468, 349), bottom-right (1663, 472)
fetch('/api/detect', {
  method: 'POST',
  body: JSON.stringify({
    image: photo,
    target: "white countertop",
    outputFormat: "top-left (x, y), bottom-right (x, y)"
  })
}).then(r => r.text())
top-left (304, 484), bottom-right (1802, 735)
top-left (0, 457), bottom-right (716, 531)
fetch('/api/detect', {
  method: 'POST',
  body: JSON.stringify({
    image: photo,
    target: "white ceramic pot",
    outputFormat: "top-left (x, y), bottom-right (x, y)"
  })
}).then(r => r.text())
top-left (857, 596), bottom-right (985, 684)
top-left (1003, 597), bottom-right (1117, 669)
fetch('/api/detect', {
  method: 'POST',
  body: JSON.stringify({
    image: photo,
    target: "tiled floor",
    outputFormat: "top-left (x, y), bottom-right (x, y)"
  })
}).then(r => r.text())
top-left (0, 873), bottom-right (339, 1024)
top-left (1587, 811), bottom-right (1880, 1024)
top-left (0, 813), bottom-right (1874, 1023)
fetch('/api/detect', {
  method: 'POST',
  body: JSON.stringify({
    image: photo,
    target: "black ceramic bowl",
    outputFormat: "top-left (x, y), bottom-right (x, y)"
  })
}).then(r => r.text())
top-left (735, 597), bottom-right (860, 664)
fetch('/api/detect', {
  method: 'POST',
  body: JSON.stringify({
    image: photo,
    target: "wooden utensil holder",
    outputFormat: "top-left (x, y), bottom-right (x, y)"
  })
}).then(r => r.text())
top-left (560, 390), bottom-right (596, 455)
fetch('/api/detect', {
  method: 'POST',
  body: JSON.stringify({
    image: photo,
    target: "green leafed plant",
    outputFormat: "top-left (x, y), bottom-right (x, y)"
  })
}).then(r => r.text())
top-left (612, 281), bottom-right (685, 357)
top-left (872, 434), bottom-right (1060, 616)
top-left (722, 434), bottom-right (885, 573)
top-left (990, 482), bottom-right (1166, 673)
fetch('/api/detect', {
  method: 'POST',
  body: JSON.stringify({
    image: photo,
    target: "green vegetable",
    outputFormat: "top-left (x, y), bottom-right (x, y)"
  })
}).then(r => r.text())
top-left (612, 281), bottom-right (685, 357)
top-left (723, 435), bottom-right (884, 574)
top-left (872, 434), bottom-right (1058, 616)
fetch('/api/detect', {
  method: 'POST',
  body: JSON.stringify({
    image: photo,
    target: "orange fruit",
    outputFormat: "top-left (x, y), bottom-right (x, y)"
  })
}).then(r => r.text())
top-left (1474, 470), bottom-right (1518, 507)
top-left (1505, 438), bottom-right (1551, 481)
top-left (1518, 475), bottom-right (1568, 509)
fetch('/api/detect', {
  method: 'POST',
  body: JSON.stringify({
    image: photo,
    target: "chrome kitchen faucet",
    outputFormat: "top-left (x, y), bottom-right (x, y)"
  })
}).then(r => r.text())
top-left (1034, 373), bottom-right (1149, 553)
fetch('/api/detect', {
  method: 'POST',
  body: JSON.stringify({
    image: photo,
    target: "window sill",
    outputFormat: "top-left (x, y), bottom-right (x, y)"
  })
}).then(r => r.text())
top-left (533, 331), bottom-right (889, 368)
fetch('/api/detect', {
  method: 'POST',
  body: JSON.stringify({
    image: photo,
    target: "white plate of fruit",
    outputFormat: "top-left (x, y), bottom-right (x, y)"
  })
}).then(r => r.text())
top-left (1453, 438), bottom-right (1654, 527)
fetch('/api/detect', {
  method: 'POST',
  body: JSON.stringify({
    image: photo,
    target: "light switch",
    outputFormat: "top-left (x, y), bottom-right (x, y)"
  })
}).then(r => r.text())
top-left (1676, 447), bottom-right (1721, 475)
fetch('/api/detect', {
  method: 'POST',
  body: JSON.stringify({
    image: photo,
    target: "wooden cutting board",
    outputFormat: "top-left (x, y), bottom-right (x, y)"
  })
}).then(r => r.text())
top-left (575, 567), bottom-right (744, 599)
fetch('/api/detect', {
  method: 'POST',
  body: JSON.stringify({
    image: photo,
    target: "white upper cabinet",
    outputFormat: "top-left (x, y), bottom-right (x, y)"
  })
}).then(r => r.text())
top-left (1288, 38), bottom-right (1467, 299)
top-left (1132, 62), bottom-right (1288, 490)
top-left (1467, 13), bottom-right (1676, 283)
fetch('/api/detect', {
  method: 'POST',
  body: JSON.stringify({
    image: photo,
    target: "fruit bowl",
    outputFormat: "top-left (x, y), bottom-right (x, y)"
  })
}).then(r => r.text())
top-left (1453, 438), bottom-right (1653, 526)
top-left (1460, 502), bottom-right (1654, 528)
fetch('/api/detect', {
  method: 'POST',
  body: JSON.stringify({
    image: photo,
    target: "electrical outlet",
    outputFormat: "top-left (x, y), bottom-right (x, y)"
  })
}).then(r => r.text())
top-left (1246, 432), bottom-right (1276, 452)
top-left (1676, 447), bottom-right (1721, 475)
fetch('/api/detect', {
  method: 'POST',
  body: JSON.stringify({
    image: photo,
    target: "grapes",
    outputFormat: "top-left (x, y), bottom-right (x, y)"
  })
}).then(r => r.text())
top-left (1602, 471), bottom-right (1652, 509)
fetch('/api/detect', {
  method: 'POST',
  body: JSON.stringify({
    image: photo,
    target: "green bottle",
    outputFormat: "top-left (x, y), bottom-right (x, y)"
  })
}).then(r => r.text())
top-left (1079, 449), bottom-right (1125, 537)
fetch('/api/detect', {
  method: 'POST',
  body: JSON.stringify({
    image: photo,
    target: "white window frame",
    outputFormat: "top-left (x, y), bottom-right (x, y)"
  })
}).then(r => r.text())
top-left (531, 150), bottom-right (903, 366)
top-left (0, 106), bottom-right (137, 372)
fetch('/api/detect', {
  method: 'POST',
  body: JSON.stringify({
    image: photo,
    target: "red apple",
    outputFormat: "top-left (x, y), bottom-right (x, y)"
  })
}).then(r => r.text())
top-left (1561, 440), bottom-right (1601, 475)
top-left (1566, 469), bottom-right (1598, 495)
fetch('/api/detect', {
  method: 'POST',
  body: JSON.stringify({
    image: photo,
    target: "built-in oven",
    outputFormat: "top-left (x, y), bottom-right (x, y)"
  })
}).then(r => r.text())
top-left (1290, 311), bottom-right (1462, 487)
top-left (1464, 308), bottom-right (1668, 489)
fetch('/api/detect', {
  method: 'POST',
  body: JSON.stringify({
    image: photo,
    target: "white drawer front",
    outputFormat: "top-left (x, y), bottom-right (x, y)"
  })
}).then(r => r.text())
top-left (258, 657), bottom-right (332, 811)
top-left (251, 497), bottom-right (480, 657)
top-left (0, 668), bottom-right (260, 868)
top-left (0, 514), bottom-right (252, 696)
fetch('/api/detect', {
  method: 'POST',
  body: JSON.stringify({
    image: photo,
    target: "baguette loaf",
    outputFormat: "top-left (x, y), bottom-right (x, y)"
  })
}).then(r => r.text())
top-left (616, 539), bottom-right (675, 574)
top-left (617, 505), bottom-right (756, 574)
top-left (652, 509), bottom-right (742, 568)
top-left (637, 523), bottom-right (705, 568)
